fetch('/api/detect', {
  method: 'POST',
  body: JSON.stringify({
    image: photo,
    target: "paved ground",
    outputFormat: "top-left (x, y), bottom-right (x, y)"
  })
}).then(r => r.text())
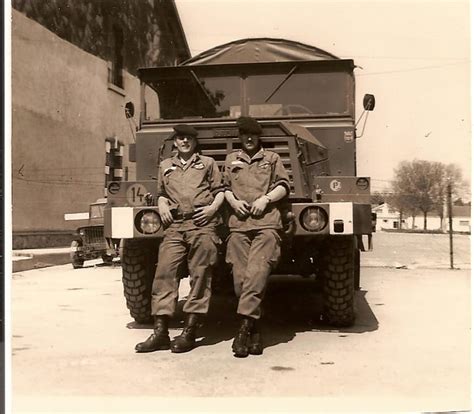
top-left (9, 233), bottom-right (472, 413)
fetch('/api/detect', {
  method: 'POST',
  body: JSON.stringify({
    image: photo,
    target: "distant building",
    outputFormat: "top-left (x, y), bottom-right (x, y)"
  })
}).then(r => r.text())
top-left (372, 203), bottom-right (406, 231)
top-left (404, 211), bottom-right (444, 231)
top-left (372, 203), bottom-right (471, 233)
top-left (11, 0), bottom-right (190, 247)
top-left (449, 205), bottom-right (471, 233)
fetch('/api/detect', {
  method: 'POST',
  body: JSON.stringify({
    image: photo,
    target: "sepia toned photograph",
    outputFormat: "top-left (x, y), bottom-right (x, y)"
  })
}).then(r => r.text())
top-left (6, 0), bottom-right (471, 412)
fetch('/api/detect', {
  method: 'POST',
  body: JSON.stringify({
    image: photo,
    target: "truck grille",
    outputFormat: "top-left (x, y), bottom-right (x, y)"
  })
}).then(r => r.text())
top-left (198, 136), bottom-right (296, 195)
top-left (84, 226), bottom-right (105, 244)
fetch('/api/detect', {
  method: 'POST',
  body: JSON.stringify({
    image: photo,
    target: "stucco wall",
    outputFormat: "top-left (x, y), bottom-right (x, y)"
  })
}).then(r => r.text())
top-left (12, 10), bottom-right (158, 232)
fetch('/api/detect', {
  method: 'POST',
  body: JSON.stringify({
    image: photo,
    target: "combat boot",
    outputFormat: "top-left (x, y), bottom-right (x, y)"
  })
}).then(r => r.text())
top-left (135, 315), bottom-right (170, 353)
top-left (171, 313), bottom-right (200, 353)
top-left (232, 317), bottom-right (253, 358)
top-left (248, 320), bottom-right (263, 355)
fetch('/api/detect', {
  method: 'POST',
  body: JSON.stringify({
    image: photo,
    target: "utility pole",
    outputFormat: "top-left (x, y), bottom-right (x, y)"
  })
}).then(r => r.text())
top-left (447, 180), bottom-right (454, 269)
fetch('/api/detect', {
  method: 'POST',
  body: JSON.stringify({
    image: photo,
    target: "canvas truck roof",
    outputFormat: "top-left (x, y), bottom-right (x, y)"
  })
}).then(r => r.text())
top-left (181, 38), bottom-right (340, 65)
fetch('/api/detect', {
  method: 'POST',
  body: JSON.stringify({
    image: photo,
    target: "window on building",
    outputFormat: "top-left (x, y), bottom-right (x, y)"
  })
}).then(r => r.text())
top-left (383, 219), bottom-right (388, 223)
top-left (109, 25), bottom-right (124, 88)
top-left (393, 221), bottom-right (399, 229)
top-left (459, 220), bottom-right (470, 226)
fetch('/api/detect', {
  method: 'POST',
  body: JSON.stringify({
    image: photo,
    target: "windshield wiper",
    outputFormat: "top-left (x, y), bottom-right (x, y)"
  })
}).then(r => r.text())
top-left (264, 65), bottom-right (298, 103)
top-left (189, 69), bottom-right (216, 108)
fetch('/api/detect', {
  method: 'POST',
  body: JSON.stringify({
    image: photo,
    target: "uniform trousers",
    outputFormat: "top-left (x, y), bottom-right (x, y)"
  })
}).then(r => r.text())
top-left (151, 227), bottom-right (219, 316)
top-left (226, 228), bottom-right (281, 320)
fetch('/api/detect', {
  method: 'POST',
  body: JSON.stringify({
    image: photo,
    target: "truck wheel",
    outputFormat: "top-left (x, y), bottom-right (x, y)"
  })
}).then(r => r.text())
top-left (120, 239), bottom-right (159, 324)
top-left (70, 240), bottom-right (84, 269)
top-left (320, 236), bottom-right (356, 327)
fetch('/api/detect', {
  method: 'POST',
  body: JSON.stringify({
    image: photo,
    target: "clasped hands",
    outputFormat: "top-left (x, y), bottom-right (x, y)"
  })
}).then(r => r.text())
top-left (158, 197), bottom-right (217, 227)
top-left (229, 195), bottom-right (269, 219)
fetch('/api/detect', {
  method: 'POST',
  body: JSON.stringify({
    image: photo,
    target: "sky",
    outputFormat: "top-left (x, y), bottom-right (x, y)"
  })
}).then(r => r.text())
top-left (175, 0), bottom-right (471, 194)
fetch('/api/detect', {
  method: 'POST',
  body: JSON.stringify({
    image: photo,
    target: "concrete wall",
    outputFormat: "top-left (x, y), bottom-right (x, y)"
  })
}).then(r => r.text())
top-left (12, 10), bottom-right (160, 234)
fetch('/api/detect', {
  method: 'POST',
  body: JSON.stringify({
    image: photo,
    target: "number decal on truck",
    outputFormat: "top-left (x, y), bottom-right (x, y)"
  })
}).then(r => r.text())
top-left (126, 184), bottom-right (147, 206)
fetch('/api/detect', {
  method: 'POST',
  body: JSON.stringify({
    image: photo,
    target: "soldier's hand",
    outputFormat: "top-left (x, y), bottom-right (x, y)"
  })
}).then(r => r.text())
top-left (230, 199), bottom-right (250, 218)
top-left (158, 198), bottom-right (174, 226)
top-left (250, 196), bottom-right (270, 217)
top-left (193, 205), bottom-right (216, 227)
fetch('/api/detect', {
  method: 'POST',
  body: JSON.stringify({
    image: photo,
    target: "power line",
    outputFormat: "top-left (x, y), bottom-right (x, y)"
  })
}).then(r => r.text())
top-left (356, 61), bottom-right (469, 76)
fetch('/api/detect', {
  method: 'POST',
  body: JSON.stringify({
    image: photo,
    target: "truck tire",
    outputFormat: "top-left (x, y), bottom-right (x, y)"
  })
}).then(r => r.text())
top-left (70, 240), bottom-right (84, 269)
top-left (120, 239), bottom-right (159, 324)
top-left (320, 236), bottom-right (356, 327)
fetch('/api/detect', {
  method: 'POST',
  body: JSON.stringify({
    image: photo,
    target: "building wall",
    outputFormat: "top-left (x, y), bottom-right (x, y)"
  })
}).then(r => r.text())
top-left (405, 216), bottom-right (442, 231)
top-left (452, 217), bottom-right (471, 233)
top-left (11, 8), bottom-right (172, 235)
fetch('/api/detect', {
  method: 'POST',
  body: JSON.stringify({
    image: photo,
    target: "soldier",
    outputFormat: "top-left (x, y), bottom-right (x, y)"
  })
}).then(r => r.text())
top-left (135, 124), bottom-right (224, 354)
top-left (224, 116), bottom-right (290, 358)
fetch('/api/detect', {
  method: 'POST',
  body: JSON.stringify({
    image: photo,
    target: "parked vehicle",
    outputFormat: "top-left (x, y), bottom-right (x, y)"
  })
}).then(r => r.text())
top-left (104, 38), bottom-right (375, 325)
top-left (69, 199), bottom-right (118, 268)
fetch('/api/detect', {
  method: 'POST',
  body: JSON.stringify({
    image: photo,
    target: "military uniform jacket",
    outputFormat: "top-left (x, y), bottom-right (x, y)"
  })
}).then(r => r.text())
top-left (223, 148), bottom-right (290, 231)
top-left (157, 153), bottom-right (224, 231)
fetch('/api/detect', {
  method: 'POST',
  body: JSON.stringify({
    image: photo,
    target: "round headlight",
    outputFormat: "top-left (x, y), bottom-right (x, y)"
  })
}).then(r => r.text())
top-left (300, 207), bottom-right (328, 232)
top-left (139, 211), bottom-right (161, 234)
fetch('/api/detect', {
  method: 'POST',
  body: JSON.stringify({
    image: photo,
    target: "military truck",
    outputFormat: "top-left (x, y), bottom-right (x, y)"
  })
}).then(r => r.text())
top-left (69, 198), bottom-right (118, 268)
top-left (104, 38), bottom-right (375, 326)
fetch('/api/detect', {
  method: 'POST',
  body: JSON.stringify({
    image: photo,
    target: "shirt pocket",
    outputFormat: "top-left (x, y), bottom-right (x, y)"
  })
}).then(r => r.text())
top-left (230, 165), bottom-right (244, 180)
top-left (253, 162), bottom-right (272, 187)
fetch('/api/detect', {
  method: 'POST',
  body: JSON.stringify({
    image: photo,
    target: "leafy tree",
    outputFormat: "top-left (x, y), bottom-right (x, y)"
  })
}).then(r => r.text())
top-left (391, 160), bottom-right (454, 230)
top-left (370, 191), bottom-right (386, 206)
top-left (431, 163), bottom-right (464, 228)
top-left (386, 192), bottom-right (419, 229)
top-left (12, 0), bottom-right (187, 73)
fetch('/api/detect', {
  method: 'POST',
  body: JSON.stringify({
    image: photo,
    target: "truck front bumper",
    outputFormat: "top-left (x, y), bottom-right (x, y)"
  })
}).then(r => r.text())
top-left (104, 202), bottom-right (372, 239)
top-left (104, 206), bottom-right (164, 239)
top-left (288, 202), bottom-right (372, 236)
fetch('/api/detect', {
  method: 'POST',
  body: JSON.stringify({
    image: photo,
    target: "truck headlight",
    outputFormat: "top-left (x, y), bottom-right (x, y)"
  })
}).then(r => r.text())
top-left (300, 206), bottom-right (328, 232)
top-left (139, 211), bottom-right (161, 234)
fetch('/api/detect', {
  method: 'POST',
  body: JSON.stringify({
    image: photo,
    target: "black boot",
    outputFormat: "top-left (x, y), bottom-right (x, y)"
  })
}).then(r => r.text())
top-left (232, 317), bottom-right (253, 358)
top-left (171, 313), bottom-right (199, 353)
top-left (248, 320), bottom-right (263, 355)
top-left (135, 315), bottom-right (170, 353)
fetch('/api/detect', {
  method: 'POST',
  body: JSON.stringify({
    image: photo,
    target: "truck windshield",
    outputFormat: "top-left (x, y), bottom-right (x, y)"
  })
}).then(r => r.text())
top-left (90, 204), bottom-right (105, 219)
top-left (246, 72), bottom-right (350, 116)
top-left (149, 68), bottom-right (352, 120)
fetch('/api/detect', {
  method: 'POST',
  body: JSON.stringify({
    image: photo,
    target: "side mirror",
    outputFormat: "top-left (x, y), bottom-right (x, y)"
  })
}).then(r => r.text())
top-left (363, 94), bottom-right (375, 111)
top-left (125, 101), bottom-right (135, 119)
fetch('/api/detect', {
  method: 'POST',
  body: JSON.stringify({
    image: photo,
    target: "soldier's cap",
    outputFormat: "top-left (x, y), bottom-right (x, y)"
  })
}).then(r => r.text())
top-left (237, 116), bottom-right (262, 135)
top-left (173, 124), bottom-right (198, 138)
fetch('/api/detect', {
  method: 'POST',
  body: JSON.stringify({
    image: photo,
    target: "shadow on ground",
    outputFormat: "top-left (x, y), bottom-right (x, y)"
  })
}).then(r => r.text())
top-left (127, 275), bottom-right (379, 352)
